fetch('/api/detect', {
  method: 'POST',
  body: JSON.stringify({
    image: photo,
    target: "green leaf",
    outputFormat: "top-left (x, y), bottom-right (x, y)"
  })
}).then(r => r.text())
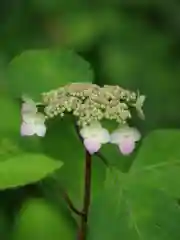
top-left (7, 49), bottom-right (94, 100)
top-left (12, 198), bottom-right (76, 240)
top-left (0, 153), bottom-right (63, 189)
top-left (132, 129), bottom-right (180, 169)
top-left (129, 129), bottom-right (180, 197)
top-left (88, 130), bottom-right (180, 240)
top-left (100, 143), bottom-right (135, 172)
top-left (41, 116), bottom-right (106, 210)
top-left (88, 170), bottom-right (180, 240)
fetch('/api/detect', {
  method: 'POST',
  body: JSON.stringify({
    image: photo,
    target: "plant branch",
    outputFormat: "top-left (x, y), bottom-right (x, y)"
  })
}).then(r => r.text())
top-left (62, 189), bottom-right (84, 216)
top-left (96, 152), bottom-right (109, 167)
top-left (40, 179), bottom-right (83, 217)
top-left (78, 149), bottom-right (92, 240)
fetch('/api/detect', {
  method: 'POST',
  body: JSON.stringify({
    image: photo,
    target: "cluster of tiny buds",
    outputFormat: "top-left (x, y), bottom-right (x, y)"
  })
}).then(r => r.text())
top-left (41, 83), bottom-right (145, 127)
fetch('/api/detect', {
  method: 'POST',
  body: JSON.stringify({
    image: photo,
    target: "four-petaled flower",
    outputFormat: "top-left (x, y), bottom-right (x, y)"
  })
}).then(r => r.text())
top-left (21, 99), bottom-right (46, 137)
top-left (110, 126), bottom-right (141, 155)
top-left (80, 122), bottom-right (110, 154)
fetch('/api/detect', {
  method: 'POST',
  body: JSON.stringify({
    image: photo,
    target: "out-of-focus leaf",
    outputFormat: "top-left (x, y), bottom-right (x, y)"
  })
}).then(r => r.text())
top-left (61, 9), bottom-right (119, 50)
top-left (7, 49), bottom-right (94, 101)
top-left (30, 0), bottom-right (87, 13)
top-left (12, 198), bottom-right (76, 240)
top-left (0, 153), bottom-right (63, 189)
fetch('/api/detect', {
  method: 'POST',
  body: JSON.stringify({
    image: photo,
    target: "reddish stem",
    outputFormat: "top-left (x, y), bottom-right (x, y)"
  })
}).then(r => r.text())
top-left (78, 149), bottom-right (92, 240)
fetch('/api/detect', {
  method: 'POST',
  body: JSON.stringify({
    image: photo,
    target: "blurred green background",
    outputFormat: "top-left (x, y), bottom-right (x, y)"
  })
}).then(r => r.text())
top-left (1, 0), bottom-right (180, 132)
top-left (0, 1), bottom-right (180, 239)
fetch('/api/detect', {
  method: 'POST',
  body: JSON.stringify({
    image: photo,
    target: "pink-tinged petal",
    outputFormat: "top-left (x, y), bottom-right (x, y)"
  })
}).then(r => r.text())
top-left (118, 137), bottom-right (135, 155)
top-left (20, 122), bottom-right (35, 136)
top-left (84, 138), bottom-right (101, 154)
top-left (35, 124), bottom-right (46, 137)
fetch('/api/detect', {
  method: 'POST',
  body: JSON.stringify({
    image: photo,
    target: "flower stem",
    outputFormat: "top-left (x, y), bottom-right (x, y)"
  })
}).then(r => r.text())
top-left (78, 149), bottom-right (92, 240)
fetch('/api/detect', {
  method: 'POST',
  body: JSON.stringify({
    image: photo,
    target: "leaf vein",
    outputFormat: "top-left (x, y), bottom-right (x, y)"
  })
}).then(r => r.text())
top-left (134, 159), bottom-right (180, 172)
top-left (126, 199), bottom-right (144, 240)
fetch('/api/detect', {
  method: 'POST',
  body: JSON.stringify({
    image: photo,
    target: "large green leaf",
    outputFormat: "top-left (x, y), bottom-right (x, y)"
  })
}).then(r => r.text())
top-left (0, 153), bottom-right (63, 189)
top-left (7, 49), bottom-right (94, 100)
top-left (88, 130), bottom-right (180, 240)
top-left (41, 116), bottom-right (106, 210)
top-left (130, 129), bottom-right (180, 197)
top-left (12, 198), bottom-right (76, 240)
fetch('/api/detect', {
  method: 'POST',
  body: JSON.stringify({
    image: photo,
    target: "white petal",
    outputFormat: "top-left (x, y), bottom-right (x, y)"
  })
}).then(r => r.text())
top-left (110, 131), bottom-right (123, 144)
top-left (137, 95), bottom-right (146, 107)
top-left (34, 113), bottom-right (46, 124)
top-left (80, 121), bottom-right (102, 139)
top-left (22, 113), bottom-right (36, 124)
top-left (22, 95), bottom-right (35, 104)
top-left (35, 124), bottom-right (46, 137)
top-left (80, 126), bottom-right (92, 138)
top-left (20, 122), bottom-right (36, 136)
top-left (21, 101), bottom-right (37, 115)
top-left (97, 128), bottom-right (110, 144)
top-left (130, 128), bottom-right (141, 141)
top-left (110, 126), bottom-right (141, 143)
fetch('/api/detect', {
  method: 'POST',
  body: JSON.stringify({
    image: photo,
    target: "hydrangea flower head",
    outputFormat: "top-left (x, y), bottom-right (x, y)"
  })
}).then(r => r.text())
top-left (21, 99), bottom-right (46, 137)
top-left (80, 121), bottom-right (110, 154)
top-left (110, 126), bottom-right (141, 155)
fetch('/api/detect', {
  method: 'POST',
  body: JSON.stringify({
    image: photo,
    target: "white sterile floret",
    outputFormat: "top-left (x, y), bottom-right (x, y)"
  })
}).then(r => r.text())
top-left (110, 126), bottom-right (141, 155)
top-left (80, 121), bottom-right (110, 154)
top-left (20, 99), bottom-right (46, 137)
